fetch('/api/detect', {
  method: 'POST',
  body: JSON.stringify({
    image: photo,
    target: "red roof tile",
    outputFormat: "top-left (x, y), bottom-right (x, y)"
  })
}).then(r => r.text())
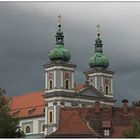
top-left (102, 121), bottom-right (111, 128)
top-left (9, 84), bottom-right (85, 118)
top-left (112, 125), bottom-right (130, 138)
top-left (52, 108), bottom-right (99, 137)
top-left (75, 83), bottom-right (86, 92)
top-left (10, 91), bottom-right (45, 118)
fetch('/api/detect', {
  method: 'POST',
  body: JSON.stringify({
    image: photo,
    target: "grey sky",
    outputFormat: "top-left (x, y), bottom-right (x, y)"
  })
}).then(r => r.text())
top-left (0, 2), bottom-right (140, 106)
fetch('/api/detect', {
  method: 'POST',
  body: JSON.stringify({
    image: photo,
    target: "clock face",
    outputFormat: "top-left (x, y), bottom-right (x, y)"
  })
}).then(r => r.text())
top-left (104, 79), bottom-right (110, 85)
top-left (64, 72), bottom-right (71, 80)
top-left (48, 72), bottom-right (54, 80)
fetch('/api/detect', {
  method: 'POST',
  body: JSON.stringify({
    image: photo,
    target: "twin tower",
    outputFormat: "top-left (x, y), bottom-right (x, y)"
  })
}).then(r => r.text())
top-left (43, 16), bottom-right (115, 136)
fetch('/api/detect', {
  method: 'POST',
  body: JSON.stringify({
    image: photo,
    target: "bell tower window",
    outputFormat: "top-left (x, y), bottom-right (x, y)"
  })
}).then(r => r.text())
top-left (106, 86), bottom-right (108, 95)
top-left (49, 80), bottom-right (53, 90)
top-left (65, 80), bottom-right (69, 89)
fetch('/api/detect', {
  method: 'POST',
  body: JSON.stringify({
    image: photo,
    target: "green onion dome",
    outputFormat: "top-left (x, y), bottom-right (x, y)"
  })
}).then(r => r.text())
top-left (88, 52), bottom-right (109, 68)
top-left (48, 18), bottom-right (71, 62)
top-left (88, 25), bottom-right (109, 68)
top-left (48, 44), bottom-right (71, 61)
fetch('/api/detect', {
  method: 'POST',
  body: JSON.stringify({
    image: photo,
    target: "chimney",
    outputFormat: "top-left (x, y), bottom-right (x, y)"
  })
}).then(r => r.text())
top-left (122, 99), bottom-right (128, 114)
top-left (95, 101), bottom-right (100, 113)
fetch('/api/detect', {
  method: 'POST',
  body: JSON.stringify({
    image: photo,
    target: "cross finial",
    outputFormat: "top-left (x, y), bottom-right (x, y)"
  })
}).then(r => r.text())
top-left (58, 14), bottom-right (62, 24)
top-left (97, 24), bottom-right (100, 33)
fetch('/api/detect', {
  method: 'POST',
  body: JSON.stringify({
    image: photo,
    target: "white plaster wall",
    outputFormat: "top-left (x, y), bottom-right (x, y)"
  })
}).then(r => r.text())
top-left (45, 66), bottom-right (74, 71)
top-left (71, 72), bottom-right (74, 89)
top-left (46, 89), bottom-right (75, 93)
top-left (111, 78), bottom-right (113, 94)
top-left (54, 70), bottom-right (56, 88)
top-left (89, 73), bottom-right (113, 77)
top-left (45, 97), bottom-right (113, 106)
top-left (20, 116), bottom-right (45, 135)
top-left (64, 101), bottom-right (71, 107)
top-left (45, 72), bottom-right (47, 89)
top-left (61, 70), bottom-right (63, 87)
top-left (45, 107), bottom-right (48, 136)
top-left (95, 76), bottom-right (97, 89)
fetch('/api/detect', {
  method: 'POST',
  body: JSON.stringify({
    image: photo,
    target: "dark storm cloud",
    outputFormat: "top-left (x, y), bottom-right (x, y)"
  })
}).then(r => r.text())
top-left (0, 2), bottom-right (140, 106)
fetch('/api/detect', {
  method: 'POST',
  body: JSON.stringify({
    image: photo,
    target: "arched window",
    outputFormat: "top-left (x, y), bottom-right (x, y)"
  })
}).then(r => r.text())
top-left (49, 111), bottom-right (53, 123)
top-left (65, 80), bottom-right (69, 89)
top-left (49, 80), bottom-right (52, 90)
top-left (42, 124), bottom-right (45, 132)
top-left (106, 86), bottom-right (108, 95)
top-left (25, 126), bottom-right (31, 133)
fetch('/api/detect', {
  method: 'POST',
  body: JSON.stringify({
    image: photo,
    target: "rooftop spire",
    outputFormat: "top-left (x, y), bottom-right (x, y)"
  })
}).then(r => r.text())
top-left (96, 24), bottom-right (100, 36)
top-left (48, 15), bottom-right (71, 61)
top-left (95, 24), bottom-right (103, 52)
top-left (55, 14), bottom-right (64, 45)
top-left (88, 24), bottom-right (109, 68)
top-left (57, 14), bottom-right (62, 31)
top-left (58, 14), bottom-right (62, 25)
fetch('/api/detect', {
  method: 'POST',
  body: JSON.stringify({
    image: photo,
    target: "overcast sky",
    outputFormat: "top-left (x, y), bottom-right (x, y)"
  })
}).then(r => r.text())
top-left (0, 2), bottom-right (140, 106)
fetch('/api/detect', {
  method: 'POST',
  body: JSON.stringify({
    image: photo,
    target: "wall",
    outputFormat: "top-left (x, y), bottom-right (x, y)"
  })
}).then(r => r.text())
top-left (19, 116), bottom-right (45, 136)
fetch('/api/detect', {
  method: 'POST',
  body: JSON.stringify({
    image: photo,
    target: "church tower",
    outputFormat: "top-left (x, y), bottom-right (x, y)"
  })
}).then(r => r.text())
top-left (44, 15), bottom-right (76, 94)
top-left (84, 24), bottom-right (114, 97)
top-left (43, 15), bottom-right (76, 136)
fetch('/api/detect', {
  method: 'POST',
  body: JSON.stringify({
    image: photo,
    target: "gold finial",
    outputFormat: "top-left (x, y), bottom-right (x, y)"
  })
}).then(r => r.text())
top-left (58, 14), bottom-right (62, 24)
top-left (96, 24), bottom-right (100, 36)
top-left (97, 24), bottom-right (100, 33)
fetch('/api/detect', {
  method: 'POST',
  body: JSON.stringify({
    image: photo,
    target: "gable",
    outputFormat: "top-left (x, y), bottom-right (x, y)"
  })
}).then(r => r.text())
top-left (80, 88), bottom-right (98, 97)
top-left (78, 85), bottom-right (104, 98)
top-left (49, 108), bottom-right (100, 137)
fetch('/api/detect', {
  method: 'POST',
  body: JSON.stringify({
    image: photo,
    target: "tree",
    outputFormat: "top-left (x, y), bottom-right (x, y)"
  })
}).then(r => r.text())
top-left (132, 101), bottom-right (140, 107)
top-left (0, 88), bottom-right (25, 138)
top-left (123, 118), bottom-right (140, 138)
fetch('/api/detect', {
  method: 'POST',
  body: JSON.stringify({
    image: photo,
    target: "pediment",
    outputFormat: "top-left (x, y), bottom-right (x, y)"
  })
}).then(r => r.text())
top-left (78, 85), bottom-right (104, 98)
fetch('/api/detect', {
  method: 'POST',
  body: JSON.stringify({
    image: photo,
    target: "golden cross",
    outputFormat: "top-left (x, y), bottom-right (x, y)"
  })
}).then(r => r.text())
top-left (97, 24), bottom-right (100, 33)
top-left (58, 14), bottom-right (62, 24)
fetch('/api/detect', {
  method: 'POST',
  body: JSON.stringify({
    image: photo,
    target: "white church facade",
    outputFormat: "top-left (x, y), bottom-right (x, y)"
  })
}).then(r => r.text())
top-left (9, 16), bottom-right (115, 138)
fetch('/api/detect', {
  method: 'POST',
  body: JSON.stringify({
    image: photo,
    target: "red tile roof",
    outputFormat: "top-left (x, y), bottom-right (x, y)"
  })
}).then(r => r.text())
top-left (9, 84), bottom-right (86, 118)
top-left (10, 91), bottom-right (45, 118)
top-left (9, 84), bottom-right (140, 138)
top-left (50, 107), bottom-right (100, 137)
top-left (112, 125), bottom-right (130, 138)
top-left (75, 83), bottom-right (86, 92)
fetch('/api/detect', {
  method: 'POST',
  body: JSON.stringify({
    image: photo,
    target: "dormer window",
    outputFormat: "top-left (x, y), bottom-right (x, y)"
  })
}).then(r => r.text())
top-left (13, 111), bottom-right (20, 116)
top-left (28, 108), bottom-right (36, 114)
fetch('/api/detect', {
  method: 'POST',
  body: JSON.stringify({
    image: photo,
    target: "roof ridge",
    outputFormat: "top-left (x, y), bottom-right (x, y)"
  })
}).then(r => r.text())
top-left (81, 117), bottom-right (101, 137)
top-left (77, 110), bottom-right (101, 137)
top-left (12, 90), bottom-right (44, 98)
top-left (10, 104), bottom-right (44, 111)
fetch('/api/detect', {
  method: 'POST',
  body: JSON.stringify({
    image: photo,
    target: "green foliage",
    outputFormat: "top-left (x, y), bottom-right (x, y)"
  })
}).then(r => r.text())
top-left (0, 88), bottom-right (25, 138)
top-left (132, 101), bottom-right (140, 107)
top-left (123, 118), bottom-right (140, 138)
